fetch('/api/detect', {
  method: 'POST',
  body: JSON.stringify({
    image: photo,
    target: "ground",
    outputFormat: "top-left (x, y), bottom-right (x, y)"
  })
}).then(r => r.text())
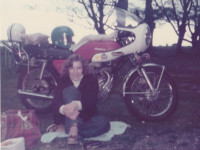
top-left (1, 47), bottom-right (200, 150)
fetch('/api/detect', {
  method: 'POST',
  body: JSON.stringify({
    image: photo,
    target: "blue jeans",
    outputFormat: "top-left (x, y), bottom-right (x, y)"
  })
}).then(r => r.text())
top-left (62, 86), bottom-right (81, 133)
top-left (62, 86), bottom-right (110, 138)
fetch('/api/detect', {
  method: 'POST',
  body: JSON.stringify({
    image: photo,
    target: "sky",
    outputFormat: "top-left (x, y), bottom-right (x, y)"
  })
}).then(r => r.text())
top-left (0, 0), bottom-right (189, 46)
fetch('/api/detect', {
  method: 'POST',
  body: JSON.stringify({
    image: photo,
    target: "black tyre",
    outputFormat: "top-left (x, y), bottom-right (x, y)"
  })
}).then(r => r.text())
top-left (125, 67), bottom-right (178, 121)
top-left (7, 53), bottom-right (18, 72)
top-left (18, 68), bottom-right (57, 113)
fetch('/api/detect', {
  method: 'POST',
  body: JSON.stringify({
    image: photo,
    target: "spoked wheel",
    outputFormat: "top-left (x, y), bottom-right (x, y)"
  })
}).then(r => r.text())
top-left (18, 68), bottom-right (57, 113)
top-left (125, 68), bottom-right (178, 121)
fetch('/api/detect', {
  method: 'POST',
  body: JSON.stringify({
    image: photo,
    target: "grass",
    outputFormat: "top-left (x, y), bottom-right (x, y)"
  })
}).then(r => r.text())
top-left (1, 47), bottom-right (200, 150)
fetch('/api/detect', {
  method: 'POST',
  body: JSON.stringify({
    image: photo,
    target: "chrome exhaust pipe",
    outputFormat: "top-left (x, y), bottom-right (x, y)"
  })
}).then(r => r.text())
top-left (18, 89), bottom-right (54, 101)
top-left (98, 71), bottom-right (113, 101)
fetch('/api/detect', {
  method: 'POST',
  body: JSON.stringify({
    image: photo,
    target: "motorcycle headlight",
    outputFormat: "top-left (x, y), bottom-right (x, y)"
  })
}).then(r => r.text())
top-left (145, 27), bottom-right (152, 47)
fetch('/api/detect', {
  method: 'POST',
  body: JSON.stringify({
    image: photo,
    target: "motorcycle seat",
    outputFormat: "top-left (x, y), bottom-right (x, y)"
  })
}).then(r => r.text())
top-left (71, 31), bottom-right (117, 52)
top-left (24, 45), bottom-right (72, 60)
top-left (47, 47), bottom-right (72, 59)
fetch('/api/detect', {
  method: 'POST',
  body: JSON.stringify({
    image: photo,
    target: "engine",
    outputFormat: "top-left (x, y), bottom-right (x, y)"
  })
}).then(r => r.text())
top-left (88, 62), bottom-right (114, 101)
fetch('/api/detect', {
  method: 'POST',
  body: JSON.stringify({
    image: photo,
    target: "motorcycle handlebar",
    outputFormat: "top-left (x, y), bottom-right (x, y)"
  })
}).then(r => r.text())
top-left (0, 40), bottom-right (14, 53)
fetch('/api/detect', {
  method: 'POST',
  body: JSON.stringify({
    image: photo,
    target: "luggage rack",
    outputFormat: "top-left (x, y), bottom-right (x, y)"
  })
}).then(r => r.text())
top-left (0, 40), bottom-right (40, 73)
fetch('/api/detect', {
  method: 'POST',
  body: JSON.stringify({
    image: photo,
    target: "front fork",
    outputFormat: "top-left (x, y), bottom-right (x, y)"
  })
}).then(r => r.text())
top-left (123, 63), bottom-right (166, 97)
top-left (138, 65), bottom-right (165, 91)
top-left (38, 60), bottom-right (47, 79)
top-left (25, 59), bottom-right (47, 78)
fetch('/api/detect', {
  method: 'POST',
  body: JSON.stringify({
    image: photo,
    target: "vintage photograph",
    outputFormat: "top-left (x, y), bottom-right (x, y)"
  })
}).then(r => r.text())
top-left (1, 0), bottom-right (200, 150)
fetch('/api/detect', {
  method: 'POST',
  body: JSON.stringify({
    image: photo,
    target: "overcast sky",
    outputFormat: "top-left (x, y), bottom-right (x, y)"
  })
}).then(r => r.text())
top-left (0, 0), bottom-right (187, 46)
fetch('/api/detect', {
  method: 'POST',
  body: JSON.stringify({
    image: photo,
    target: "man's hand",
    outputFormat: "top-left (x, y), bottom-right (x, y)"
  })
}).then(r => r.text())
top-left (62, 102), bottom-right (80, 120)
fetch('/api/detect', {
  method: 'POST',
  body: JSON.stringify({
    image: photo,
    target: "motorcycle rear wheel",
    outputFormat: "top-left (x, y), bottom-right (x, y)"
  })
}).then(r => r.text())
top-left (18, 68), bottom-right (57, 113)
top-left (7, 52), bottom-right (18, 72)
top-left (125, 67), bottom-right (178, 121)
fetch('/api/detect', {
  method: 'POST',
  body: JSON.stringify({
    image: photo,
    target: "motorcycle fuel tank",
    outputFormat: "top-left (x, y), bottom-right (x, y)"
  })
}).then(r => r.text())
top-left (53, 40), bottom-right (120, 74)
top-left (74, 40), bottom-right (120, 60)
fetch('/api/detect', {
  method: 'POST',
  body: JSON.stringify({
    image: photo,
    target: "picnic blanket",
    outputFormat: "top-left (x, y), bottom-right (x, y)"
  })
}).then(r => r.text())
top-left (41, 121), bottom-right (130, 143)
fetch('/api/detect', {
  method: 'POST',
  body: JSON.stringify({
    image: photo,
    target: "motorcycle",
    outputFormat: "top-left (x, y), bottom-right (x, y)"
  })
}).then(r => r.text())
top-left (0, 9), bottom-right (178, 121)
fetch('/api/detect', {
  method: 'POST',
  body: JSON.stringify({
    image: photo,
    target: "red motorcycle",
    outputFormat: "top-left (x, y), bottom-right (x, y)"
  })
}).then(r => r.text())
top-left (1, 9), bottom-right (178, 121)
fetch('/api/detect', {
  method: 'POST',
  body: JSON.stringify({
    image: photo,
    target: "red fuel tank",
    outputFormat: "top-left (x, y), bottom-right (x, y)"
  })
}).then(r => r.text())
top-left (74, 40), bottom-right (120, 60)
top-left (53, 40), bottom-right (120, 74)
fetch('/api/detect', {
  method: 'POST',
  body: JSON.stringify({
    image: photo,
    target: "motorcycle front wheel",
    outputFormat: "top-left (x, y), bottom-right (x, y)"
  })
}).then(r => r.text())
top-left (18, 68), bottom-right (57, 113)
top-left (125, 67), bottom-right (178, 121)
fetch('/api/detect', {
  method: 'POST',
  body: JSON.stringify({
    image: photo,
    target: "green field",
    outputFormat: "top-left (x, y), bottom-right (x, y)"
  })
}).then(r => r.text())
top-left (1, 47), bottom-right (200, 150)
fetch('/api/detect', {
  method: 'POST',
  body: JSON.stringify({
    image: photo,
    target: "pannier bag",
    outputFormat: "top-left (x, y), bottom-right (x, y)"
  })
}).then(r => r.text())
top-left (0, 110), bottom-right (41, 148)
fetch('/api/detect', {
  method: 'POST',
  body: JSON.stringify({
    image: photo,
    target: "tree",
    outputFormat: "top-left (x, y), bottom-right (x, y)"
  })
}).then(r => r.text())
top-left (129, 0), bottom-right (165, 48)
top-left (144, 0), bottom-right (155, 52)
top-left (71, 0), bottom-right (118, 34)
top-left (115, 0), bottom-right (128, 10)
top-left (25, 0), bottom-right (117, 34)
top-left (154, 0), bottom-right (193, 53)
top-left (74, 0), bottom-right (129, 33)
top-left (115, 0), bottom-right (128, 27)
top-left (144, 0), bottom-right (155, 34)
top-left (187, 0), bottom-right (200, 50)
top-left (129, 0), bottom-right (163, 54)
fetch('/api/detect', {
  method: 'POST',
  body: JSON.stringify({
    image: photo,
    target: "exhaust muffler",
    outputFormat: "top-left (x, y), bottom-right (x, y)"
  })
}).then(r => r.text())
top-left (18, 89), bottom-right (54, 101)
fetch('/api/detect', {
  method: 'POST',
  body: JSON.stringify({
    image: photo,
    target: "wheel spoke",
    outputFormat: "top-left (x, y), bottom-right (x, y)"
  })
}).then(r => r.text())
top-left (22, 69), bottom-right (56, 109)
top-left (126, 69), bottom-right (176, 120)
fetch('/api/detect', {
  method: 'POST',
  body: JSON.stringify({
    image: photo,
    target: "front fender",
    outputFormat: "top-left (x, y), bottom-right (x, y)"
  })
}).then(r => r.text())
top-left (122, 63), bottom-right (165, 97)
